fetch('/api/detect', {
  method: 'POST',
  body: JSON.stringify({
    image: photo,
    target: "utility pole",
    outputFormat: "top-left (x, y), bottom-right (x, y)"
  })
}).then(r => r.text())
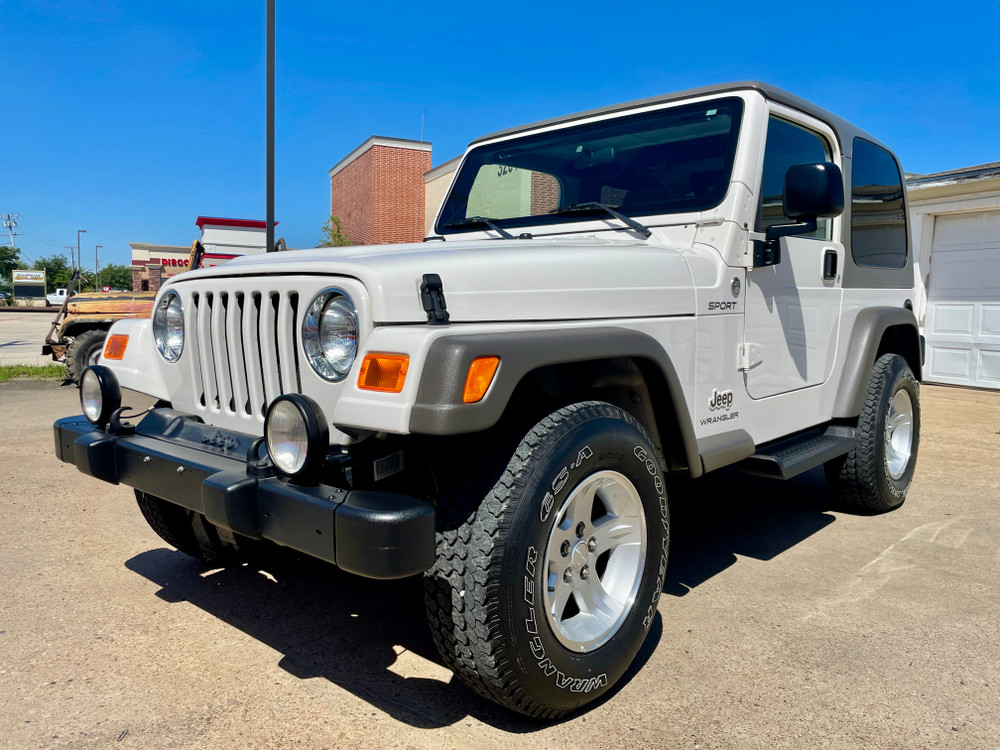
top-left (65, 246), bottom-right (76, 269)
top-left (95, 245), bottom-right (102, 290)
top-left (2, 214), bottom-right (20, 247)
top-left (265, 0), bottom-right (275, 252)
top-left (76, 229), bottom-right (86, 271)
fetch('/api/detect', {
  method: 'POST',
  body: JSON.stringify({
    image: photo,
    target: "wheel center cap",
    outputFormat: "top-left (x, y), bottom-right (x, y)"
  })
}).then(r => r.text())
top-left (571, 541), bottom-right (589, 568)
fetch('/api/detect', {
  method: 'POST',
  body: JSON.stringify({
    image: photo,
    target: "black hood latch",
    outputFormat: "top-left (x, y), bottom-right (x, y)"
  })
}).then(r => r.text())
top-left (420, 273), bottom-right (450, 325)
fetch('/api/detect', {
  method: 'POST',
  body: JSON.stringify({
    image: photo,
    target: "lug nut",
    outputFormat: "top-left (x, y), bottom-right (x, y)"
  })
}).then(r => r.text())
top-left (560, 540), bottom-right (570, 557)
top-left (588, 536), bottom-right (598, 552)
top-left (563, 568), bottom-right (574, 583)
top-left (576, 522), bottom-right (586, 538)
top-left (580, 565), bottom-right (590, 580)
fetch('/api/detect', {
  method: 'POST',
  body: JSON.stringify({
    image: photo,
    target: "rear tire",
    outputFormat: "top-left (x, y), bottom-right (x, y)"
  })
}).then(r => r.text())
top-left (424, 402), bottom-right (669, 718)
top-left (66, 329), bottom-right (107, 385)
top-left (135, 490), bottom-right (258, 564)
top-left (825, 353), bottom-right (920, 513)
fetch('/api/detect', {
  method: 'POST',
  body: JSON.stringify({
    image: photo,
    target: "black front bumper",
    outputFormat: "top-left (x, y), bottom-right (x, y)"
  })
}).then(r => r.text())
top-left (54, 410), bottom-right (435, 579)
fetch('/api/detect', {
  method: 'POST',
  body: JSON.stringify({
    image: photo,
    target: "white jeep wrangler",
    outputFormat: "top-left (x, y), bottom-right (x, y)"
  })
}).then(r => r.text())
top-left (55, 82), bottom-right (921, 718)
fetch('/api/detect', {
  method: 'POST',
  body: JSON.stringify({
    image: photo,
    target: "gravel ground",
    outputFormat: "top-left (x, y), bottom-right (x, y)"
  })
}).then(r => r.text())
top-left (0, 379), bottom-right (997, 749)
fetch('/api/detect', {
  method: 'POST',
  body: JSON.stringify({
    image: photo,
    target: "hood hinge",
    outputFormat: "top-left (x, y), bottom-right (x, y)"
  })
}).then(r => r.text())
top-left (420, 273), bottom-right (450, 325)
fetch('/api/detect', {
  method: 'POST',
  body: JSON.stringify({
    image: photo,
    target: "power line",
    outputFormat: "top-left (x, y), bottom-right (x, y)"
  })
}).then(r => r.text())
top-left (15, 215), bottom-right (65, 247)
top-left (19, 230), bottom-right (66, 249)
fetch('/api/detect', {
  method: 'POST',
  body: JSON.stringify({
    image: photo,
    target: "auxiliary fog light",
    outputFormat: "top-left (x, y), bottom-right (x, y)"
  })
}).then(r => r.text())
top-left (264, 394), bottom-right (330, 481)
top-left (80, 365), bottom-right (121, 429)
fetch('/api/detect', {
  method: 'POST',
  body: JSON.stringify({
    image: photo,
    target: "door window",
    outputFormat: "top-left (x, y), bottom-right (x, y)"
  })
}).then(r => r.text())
top-left (755, 116), bottom-right (833, 240)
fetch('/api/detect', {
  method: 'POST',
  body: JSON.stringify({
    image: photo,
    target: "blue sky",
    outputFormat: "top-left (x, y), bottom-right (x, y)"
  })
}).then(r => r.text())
top-left (2, 0), bottom-right (998, 268)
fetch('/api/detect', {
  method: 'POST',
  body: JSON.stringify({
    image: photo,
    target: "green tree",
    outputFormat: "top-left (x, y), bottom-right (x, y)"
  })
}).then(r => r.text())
top-left (99, 263), bottom-right (133, 291)
top-left (32, 254), bottom-right (72, 293)
top-left (0, 246), bottom-right (26, 291)
top-left (318, 216), bottom-right (351, 247)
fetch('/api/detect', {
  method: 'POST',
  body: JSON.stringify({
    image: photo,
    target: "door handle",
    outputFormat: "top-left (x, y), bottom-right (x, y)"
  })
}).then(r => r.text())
top-left (823, 249), bottom-right (838, 281)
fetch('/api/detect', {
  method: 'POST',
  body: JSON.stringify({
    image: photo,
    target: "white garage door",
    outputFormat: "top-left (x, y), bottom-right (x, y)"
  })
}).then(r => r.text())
top-left (924, 209), bottom-right (1000, 389)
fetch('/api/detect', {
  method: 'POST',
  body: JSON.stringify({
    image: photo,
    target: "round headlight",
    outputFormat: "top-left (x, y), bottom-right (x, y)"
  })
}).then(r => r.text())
top-left (264, 394), bottom-right (330, 480)
top-left (302, 290), bottom-right (358, 381)
top-left (80, 365), bottom-right (121, 428)
top-left (152, 290), bottom-right (184, 362)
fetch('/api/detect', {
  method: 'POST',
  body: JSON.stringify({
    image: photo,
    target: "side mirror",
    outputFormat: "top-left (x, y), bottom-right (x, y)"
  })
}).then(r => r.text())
top-left (755, 162), bottom-right (844, 268)
top-left (784, 162), bottom-right (844, 220)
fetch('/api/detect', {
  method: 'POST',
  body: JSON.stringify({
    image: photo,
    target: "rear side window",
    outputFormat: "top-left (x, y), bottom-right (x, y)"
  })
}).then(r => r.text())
top-left (756, 116), bottom-right (832, 240)
top-left (851, 139), bottom-right (907, 268)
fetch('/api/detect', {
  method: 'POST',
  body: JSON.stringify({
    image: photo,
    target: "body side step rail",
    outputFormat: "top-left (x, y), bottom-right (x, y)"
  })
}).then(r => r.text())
top-left (739, 425), bottom-right (856, 480)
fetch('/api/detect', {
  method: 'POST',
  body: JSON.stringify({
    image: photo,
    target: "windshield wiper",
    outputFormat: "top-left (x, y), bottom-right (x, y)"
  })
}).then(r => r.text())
top-left (442, 216), bottom-right (516, 239)
top-left (549, 202), bottom-right (651, 238)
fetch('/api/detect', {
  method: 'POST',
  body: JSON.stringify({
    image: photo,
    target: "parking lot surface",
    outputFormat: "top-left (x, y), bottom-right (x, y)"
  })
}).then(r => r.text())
top-left (0, 310), bottom-right (60, 366)
top-left (0, 380), bottom-right (997, 749)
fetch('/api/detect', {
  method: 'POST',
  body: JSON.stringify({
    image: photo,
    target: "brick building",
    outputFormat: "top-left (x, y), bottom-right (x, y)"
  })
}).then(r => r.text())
top-left (329, 137), bottom-right (433, 245)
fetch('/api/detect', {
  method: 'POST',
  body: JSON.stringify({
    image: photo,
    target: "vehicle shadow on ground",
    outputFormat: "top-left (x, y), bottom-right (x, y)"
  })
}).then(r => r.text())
top-left (664, 466), bottom-right (841, 597)
top-left (124, 466), bottom-right (842, 730)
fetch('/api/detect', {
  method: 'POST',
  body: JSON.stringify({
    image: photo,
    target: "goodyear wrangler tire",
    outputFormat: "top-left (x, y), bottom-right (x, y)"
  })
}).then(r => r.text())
top-left (135, 490), bottom-right (258, 564)
top-left (825, 353), bottom-right (920, 513)
top-left (427, 401), bottom-right (669, 718)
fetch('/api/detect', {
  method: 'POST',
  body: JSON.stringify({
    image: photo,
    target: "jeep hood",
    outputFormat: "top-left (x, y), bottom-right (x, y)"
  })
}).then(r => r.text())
top-left (65, 290), bottom-right (156, 316)
top-left (175, 236), bottom-right (697, 323)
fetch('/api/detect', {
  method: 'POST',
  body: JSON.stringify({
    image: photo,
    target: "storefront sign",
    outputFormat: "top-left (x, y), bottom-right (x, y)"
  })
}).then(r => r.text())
top-left (13, 270), bottom-right (45, 284)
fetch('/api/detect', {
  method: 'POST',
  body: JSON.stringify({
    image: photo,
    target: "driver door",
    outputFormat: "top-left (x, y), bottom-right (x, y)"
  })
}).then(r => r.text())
top-left (743, 109), bottom-right (845, 400)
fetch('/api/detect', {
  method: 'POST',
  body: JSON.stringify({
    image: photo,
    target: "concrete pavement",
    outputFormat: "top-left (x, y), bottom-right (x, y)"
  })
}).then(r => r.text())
top-left (0, 310), bottom-right (63, 366)
top-left (0, 380), bottom-right (997, 749)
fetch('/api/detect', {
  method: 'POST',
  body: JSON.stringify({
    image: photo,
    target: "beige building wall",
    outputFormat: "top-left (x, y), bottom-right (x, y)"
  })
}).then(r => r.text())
top-left (423, 157), bottom-right (460, 236)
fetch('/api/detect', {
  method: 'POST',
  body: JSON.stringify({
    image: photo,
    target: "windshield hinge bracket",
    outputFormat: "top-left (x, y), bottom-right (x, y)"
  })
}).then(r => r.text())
top-left (738, 343), bottom-right (763, 371)
top-left (420, 273), bottom-right (450, 325)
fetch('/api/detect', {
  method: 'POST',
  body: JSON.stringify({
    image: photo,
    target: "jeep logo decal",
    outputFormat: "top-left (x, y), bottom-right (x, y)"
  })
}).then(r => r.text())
top-left (708, 388), bottom-right (734, 411)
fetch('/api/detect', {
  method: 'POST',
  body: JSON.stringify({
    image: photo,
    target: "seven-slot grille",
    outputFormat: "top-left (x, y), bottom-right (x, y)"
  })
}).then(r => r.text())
top-left (188, 288), bottom-right (302, 421)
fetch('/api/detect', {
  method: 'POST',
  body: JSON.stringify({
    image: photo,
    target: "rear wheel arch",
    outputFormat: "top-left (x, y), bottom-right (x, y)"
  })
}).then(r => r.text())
top-left (876, 323), bottom-right (922, 382)
top-left (833, 307), bottom-right (921, 419)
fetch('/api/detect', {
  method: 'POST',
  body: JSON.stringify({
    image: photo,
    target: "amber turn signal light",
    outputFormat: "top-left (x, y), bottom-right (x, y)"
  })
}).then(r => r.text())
top-left (462, 356), bottom-right (500, 403)
top-left (358, 353), bottom-right (409, 393)
top-left (103, 334), bottom-right (129, 361)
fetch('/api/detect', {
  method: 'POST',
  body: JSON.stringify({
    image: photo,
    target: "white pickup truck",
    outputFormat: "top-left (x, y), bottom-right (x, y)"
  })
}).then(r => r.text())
top-left (54, 81), bottom-right (921, 717)
top-left (46, 287), bottom-right (70, 306)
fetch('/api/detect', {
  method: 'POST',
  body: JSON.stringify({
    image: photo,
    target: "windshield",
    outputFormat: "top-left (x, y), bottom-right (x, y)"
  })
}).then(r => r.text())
top-left (437, 97), bottom-right (744, 236)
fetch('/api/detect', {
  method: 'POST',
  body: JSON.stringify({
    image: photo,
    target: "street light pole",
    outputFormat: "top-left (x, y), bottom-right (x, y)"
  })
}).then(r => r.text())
top-left (266, 0), bottom-right (275, 252)
top-left (76, 229), bottom-right (86, 271)
top-left (95, 245), bottom-right (102, 290)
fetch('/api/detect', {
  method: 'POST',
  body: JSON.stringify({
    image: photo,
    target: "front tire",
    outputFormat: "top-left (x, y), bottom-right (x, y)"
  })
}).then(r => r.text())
top-left (425, 402), bottom-right (669, 718)
top-left (135, 490), bottom-right (258, 564)
top-left (825, 353), bottom-right (920, 513)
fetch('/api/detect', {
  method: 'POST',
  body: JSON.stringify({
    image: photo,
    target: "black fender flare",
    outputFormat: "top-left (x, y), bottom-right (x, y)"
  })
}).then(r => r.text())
top-left (408, 327), bottom-right (703, 475)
